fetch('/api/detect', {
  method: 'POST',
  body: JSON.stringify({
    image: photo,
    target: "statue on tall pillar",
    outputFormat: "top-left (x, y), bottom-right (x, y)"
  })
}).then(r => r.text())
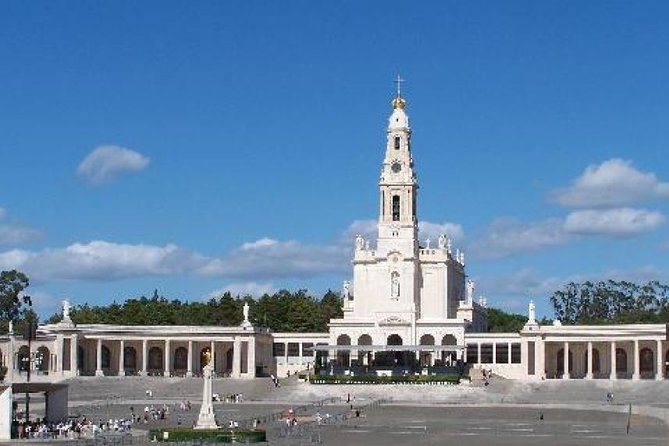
top-left (195, 361), bottom-right (218, 429)
top-left (342, 281), bottom-right (351, 301)
top-left (438, 234), bottom-right (446, 249)
top-left (241, 302), bottom-right (253, 328)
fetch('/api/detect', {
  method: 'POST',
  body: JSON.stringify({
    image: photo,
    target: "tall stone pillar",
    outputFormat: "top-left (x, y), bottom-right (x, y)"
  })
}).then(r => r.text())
top-left (187, 340), bottom-right (193, 377)
top-left (585, 341), bottom-right (592, 379)
top-left (656, 339), bottom-right (663, 381)
top-left (71, 334), bottom-right (79, 376)
top-left (610, 341), bottom-right (617, 380)
top-left (492, 343), bottom-right (497, 364)
top-left (247, 337), bottom-right (256, 377)
top-left (298, 342), bottom-right (303, 366)
top-left (284, 342), bottom-right (288, 365)
top-left (95, 339), bottom-right (104, 376)
top-left (477, 342), bottom-right (481, 364)
top-left (141, 339), bottom-right (148, 376)
top-left (633, 340), bottom-right (640, 380)
top-left (118, 340), bottom-right (125, 376)
top-left (562, 341), bottom-right (569, 379)
top-left (232, 337), bottom-right (242, 378)
top-left (194, 364), bottom-right (218, 429)
top-left (164, 339), bottom-right (171, 377)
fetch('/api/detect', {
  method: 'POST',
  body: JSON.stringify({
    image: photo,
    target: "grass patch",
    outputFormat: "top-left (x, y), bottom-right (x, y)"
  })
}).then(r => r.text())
top-left (148, 428), bottom-right (266, 443)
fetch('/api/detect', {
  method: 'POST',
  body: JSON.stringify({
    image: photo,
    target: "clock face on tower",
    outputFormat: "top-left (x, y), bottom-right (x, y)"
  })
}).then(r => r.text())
top-left (391, 161), bottom-right (402, 173)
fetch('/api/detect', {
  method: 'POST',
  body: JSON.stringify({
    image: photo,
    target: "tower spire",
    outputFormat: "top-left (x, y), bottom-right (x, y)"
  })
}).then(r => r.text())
top-left (395, 74), bottom-right (404, 98)
top-left (392, 74), bottom-right (407, 110)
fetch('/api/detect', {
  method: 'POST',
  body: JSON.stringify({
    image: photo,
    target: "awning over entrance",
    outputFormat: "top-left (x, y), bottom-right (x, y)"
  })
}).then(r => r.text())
top-left (313, 345), bottom-right (465, 352)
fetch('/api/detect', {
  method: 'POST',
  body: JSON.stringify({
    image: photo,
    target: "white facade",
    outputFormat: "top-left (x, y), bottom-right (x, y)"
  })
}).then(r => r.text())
top-left (329, 93), bottom-right (486, 360)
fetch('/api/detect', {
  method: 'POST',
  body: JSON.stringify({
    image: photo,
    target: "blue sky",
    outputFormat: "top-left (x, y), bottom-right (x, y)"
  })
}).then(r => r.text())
top-left (1, 1), bottom-right (668, 319)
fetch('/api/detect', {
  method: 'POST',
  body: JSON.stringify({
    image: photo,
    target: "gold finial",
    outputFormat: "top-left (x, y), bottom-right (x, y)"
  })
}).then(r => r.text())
top-left (392, 74), bottom-right (406, 109)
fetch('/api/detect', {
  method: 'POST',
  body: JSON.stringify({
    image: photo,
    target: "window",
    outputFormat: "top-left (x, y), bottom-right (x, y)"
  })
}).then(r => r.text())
top-left (466, 344), bottom-right (478, 364)
top-left (392, 195), bottom-right (400, 221)
top-left (394, 136), bottom-right (400, 149)
top-left (511, 343), bottom-right (521, 363)
top-left (287, 342), bottom-right (300, 357)
top-left (496, 343), bottom-right (509, 364)
top-left (480, 344), bottom-right (493, 364)
top-left (273, 343), bottom-right (285, 357)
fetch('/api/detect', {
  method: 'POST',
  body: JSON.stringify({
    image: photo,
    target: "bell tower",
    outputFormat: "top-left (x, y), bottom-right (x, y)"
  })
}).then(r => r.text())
top-left (377, 77), bottom-right (419, 257)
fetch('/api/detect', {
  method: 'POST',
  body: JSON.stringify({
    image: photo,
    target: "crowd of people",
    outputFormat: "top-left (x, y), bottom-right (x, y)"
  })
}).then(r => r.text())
top-left (14, 416), bottom-right (133, 440)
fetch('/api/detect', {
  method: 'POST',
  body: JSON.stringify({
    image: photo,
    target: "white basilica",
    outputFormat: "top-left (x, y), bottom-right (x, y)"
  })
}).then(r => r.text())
top-left (1, 91), bottom-right (668, 384)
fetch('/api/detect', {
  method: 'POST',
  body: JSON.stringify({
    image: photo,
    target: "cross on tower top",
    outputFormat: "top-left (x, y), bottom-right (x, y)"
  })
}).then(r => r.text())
top-left (395, 74), bottom-right (404, 97)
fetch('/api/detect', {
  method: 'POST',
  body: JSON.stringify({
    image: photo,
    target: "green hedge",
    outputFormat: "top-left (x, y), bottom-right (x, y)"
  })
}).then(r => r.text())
top-left (148, 428), bottom-right (266, 443)
top-left (310, 374), bottom-right (462, 385)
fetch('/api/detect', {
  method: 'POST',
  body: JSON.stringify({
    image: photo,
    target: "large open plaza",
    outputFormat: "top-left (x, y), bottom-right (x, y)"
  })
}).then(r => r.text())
top-left (6, 374), bottom-right (669, 444)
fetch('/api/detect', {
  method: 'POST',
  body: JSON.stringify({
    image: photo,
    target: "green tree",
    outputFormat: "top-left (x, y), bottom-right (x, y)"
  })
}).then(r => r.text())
top-left (0, 270), bottom-right (32, 333)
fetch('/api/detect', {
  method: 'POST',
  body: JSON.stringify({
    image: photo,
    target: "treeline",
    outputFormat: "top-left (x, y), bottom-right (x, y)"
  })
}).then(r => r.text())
top-left (550, 280), bottom-right (669, 325)
top-left (45, 289), bottom-right (344, 333)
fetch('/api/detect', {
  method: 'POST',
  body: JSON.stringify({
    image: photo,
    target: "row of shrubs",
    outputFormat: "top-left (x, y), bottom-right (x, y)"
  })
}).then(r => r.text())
top-left (148, 429), bottom-right (266, 443)
top-left (309, 374), bottom-right (463, 385)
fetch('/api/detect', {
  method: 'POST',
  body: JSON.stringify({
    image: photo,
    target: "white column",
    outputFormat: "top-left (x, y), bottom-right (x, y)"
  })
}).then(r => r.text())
top-left (492, 343), bottom-right (497, 364)
top-left (210, 341), bottom-right (216, 373)
top-left (298, 342), bottom-right (303, 365)
top-left (656, 339), bottom-right (663, 381)
top-left (585, 341), bottom-right (592, 379)
top-left (633, 340), bottom-right (640, 380)
top-left (95, 339), bottom-right (104, 376)
top-left (187, 340), bottom-right (193, 377)
top-left (164, 339), bottom-right (171, 377)
top-left (284, 342), bottom-right (288, 365)
top-left (247, 338), bottom-right (256, 377)
top-left (141, 339), bottom-right (148, 376)
top-left (232, 337), bottom-right (242, 378)
top-left (507, 342), bottom-right (512, 364)
top-left (71, 334), bottom-right (78, 376)
top-left (118, 340), bottom-right (125, 376)
top-left (562, 341), bottom-right (569, 379)
top-left (610, 341), bottom-right (617, 380)
top-left (477, 342), bottom-right (481, 364)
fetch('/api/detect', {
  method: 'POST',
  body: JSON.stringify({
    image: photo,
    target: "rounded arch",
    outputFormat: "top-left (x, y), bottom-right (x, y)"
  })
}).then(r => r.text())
top-left (36, 346), bottom-right (50, 372)
top-left (420, 334), bottom-right (435, 345)
top-left (358, 334), bottom-right (372, 346)
top-left (640, 347), bottom-right (654, 376)
top-left (173, 347), bottom-right (188, 371)
top-left (101, 345), bottom-right (111, 370)
top-left (387, 334), bottom-right (403, 346)
top-left (17, 345), bottom-right (29, 372)
top-left (616, 348), bottom-right (628, 375)
top-left (584, 348), bottom-right (601, 375)
top-left (557, 348), bottom-right (574, 376)
top-left (336, 334), bottom-right (351, 367)
top-left (124, 346), bottom-right (137, 373)
top-left (441, 335), bottom-right (457, 346)
top-left (336, 334), bottom-right (351, 346)
top-left (357, 334), bottom-right (372, 366)
top-left (148, 346), bottom-right (163, 371)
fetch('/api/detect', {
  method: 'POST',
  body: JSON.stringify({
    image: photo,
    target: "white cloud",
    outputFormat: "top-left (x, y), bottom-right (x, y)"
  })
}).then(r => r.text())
top-left (77, 145), bottom-right (150, 185)
top-left (0, 241), bottom-right (208, 281)
top-left (341, 220), bottom-right (378, 244)
top-left (206, 282), bottom-right (276, 299)
top-left (564, 208), bottom-right (666, 237)
top-left (469, 217), bottom-right (570, 260)
top-left (418, 221), bottom-right (465, 244)
top-left (551, 158), bottom-right (669, 208)
top-left (198, 239), bottom-right (350, 280)
top-left (0, 208), bottom-right (42, 245)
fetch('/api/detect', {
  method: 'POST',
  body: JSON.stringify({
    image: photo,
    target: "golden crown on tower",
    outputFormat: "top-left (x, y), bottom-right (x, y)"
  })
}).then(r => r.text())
top-left (392, 96), bottom-right (406, 109)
